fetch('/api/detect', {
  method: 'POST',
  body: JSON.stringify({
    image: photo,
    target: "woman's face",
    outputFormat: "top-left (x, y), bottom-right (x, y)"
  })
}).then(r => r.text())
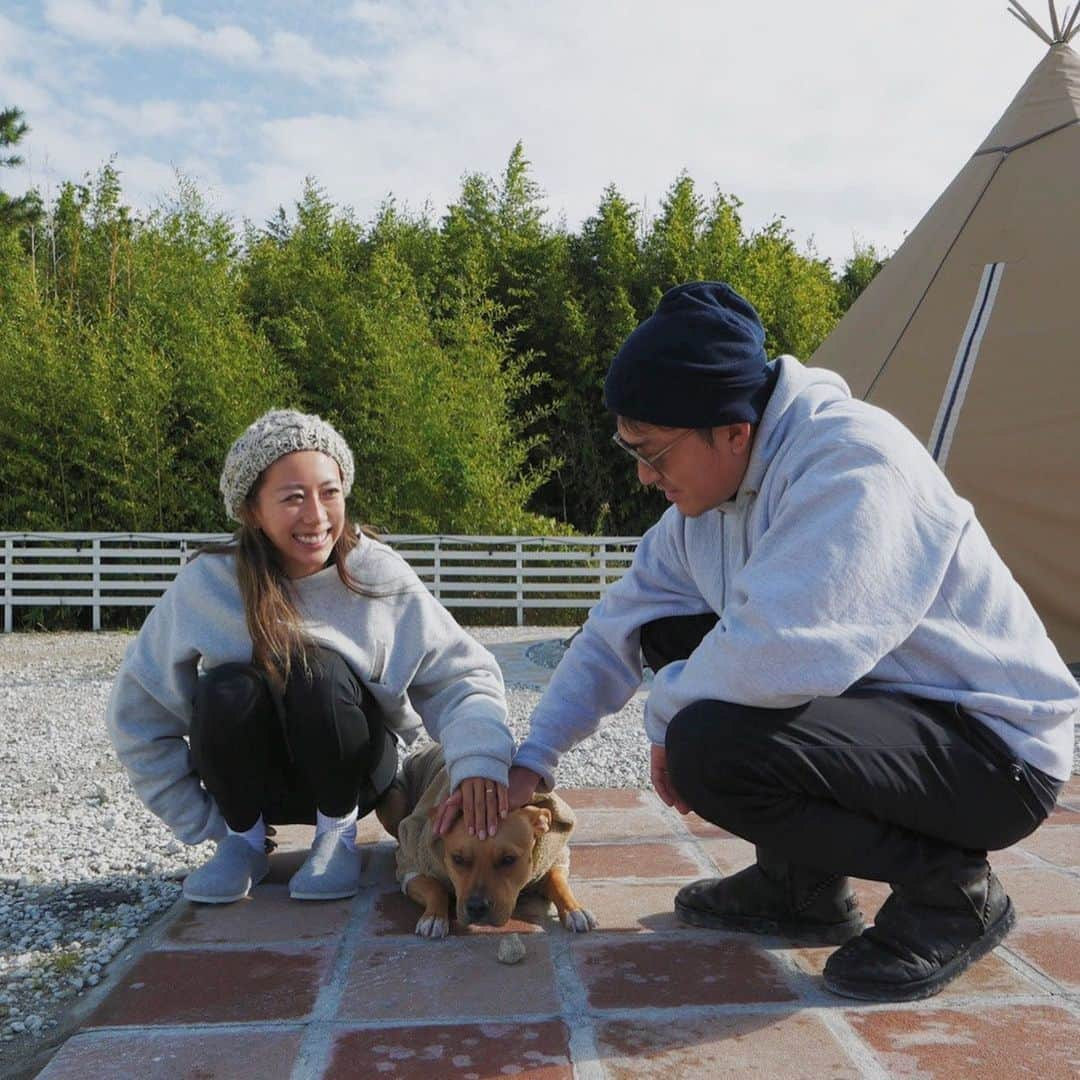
top-left (250, 450), bottom-right (346, 579)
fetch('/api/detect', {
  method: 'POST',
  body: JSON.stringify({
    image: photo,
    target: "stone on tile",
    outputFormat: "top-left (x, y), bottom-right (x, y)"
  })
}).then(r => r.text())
top-left (595, 1012), bottom-right (862, 1078)
top-left (1007, 920), bottom-right (1080, 991)
top-left (38, 1029), bottom-right (303, 1080)
top-left (86, 945), bottom-right (332, 1026)
top-left (574, 937), bottom-right (797, 1009)
top-left (846, 1005), bottom-right (1080, 1078)
top-left (167, 884), bottom-right (352, 944)
top-left (327, 1020), bottom-right (572, 1078)
top-left (571, 842), bottom-right (701, 880)
top-left (338, 937), bottom-right (559, 1021)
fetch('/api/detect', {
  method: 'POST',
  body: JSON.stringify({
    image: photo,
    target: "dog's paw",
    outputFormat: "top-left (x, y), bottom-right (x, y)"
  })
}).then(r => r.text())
top-left (415, 914), bottom-right (450, 939)
top-left (562, 907), bottom-right (599, 933)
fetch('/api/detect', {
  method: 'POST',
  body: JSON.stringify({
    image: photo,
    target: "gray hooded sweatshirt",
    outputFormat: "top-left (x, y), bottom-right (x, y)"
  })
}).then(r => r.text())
top-left (515, 357), bottom-right (1079, 788)
top-left (106, 535), bottom-right (513, 846)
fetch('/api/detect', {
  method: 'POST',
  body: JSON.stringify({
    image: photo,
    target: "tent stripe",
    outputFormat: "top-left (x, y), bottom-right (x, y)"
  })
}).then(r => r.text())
top-left (928, 262), bottom-right (1005, 466)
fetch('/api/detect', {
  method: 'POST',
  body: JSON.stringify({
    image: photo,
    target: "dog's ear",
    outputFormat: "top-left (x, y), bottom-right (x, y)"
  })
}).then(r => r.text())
top-left (519, 805), bottom-right (552, 839)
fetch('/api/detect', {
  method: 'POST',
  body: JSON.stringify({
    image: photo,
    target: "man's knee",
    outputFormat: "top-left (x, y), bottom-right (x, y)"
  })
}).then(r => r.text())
top-left (665, 699), bottom-right (767, 805)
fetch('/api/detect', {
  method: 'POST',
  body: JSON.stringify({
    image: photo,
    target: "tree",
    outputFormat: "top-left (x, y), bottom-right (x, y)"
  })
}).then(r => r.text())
top-left (837, 241), bottom-right (886, 313)
top-left (0, 107), bottom-right (43, 234)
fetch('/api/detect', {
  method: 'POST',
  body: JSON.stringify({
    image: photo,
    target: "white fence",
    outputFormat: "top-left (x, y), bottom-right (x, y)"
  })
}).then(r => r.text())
top-left (0, 532), bottom-right (642, 630)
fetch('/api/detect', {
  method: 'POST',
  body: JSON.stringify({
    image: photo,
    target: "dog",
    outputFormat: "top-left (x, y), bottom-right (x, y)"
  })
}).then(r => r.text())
top-left (375, 743), bottom-right (597, 939)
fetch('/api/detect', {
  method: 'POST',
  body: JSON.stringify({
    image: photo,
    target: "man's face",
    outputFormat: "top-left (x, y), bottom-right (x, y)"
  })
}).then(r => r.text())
top-left (615, 417), bottom-right (753, 517)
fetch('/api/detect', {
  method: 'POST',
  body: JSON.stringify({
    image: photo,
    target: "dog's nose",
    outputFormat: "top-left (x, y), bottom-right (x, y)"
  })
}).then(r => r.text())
top-left (465, 895), bottom-right (491, 922)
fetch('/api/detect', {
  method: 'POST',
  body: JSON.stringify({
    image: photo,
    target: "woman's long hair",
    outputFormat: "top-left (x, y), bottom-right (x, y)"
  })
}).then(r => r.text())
top-left (198, 473), bottom-right (379, 689)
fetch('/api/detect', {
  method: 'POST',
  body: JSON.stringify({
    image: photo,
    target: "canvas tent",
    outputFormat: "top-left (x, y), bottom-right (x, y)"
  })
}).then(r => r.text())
top-left (813, 1), bottom-right (1080, 663)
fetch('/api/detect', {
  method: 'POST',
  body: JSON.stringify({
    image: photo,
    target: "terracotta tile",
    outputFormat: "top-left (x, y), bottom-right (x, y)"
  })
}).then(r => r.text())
top-left (1046, 806), bottom-right (1080, 825)
top-left (571, 842), bottom-right (701, 880)
top-left (86, 944), bottom-right (332, 1026)
top-left (1007, 920), bottom-right (1080, 991)
top-left (356, 812), bottom-right (395, 843)
top-left (572, 808), bottom-right (676, 843)
top-left (361, 844), bottom-right (400, 889)
top-left (987, 845), bottom-right (1039, 870)
top-left (996, 866), bottom-right (1080, 916)
top-left (698, 837), bottom-right (755, 875)
top-left (683, 812), bottom-right (735, 839)
top-left (1014, 826), bottom-right (1080, 869)
top-left (570, 881), bottom-right (682, 933)
top-left (560, 788), bottom-right (653, 810)
top-left (338, 937), bottom-right (559, 1020)
top-left (847, 1005), bottom-right (1080, 1079)
top-left (594, 1012), bottom-right (862, 1078)
top-left (167, 885), bottom-right (352, 944)
top-left (38, 1029), bottom-right (303, 1080)
top-left (792, 943), bottom-right (1039, 999)
top-left (327, 1021), bottom-right (572, 1078)
top-left (574, 936), bottom-right (797, 1008)
top-left (364, 888), bottom-right (550, 937)
top-left (850, 878), bottom-right (893, 919)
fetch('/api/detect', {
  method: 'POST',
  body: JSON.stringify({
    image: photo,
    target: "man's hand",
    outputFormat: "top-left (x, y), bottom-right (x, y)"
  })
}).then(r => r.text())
top-left (433, 776), bottom-right (508, 839)
top-left (507, 765), bottom-right (541, 809)
top-left (650, 743), bottom-right (690, 814)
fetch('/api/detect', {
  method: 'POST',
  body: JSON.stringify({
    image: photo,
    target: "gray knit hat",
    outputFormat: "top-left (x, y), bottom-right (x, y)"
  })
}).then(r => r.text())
top-left (220, 409), bottom-right (355, 521)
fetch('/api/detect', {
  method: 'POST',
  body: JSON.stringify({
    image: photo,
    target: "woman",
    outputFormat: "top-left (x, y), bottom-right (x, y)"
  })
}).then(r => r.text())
top-left (107, 409), bottom-right (512, 904)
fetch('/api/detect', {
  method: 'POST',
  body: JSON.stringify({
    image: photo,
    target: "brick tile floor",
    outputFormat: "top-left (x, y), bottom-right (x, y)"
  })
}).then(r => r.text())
top-left (37, 785), bottom-right (1080, 1079)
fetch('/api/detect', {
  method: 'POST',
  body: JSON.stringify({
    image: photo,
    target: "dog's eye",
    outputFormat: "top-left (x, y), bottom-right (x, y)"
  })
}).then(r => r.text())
top-left (498, 854), bottom-right (517, 868)
top-left (451, 853), bottom-right (468, 867)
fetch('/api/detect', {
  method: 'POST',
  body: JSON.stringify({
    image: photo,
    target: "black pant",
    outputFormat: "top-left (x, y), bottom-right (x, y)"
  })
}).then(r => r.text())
top-left (644, 615), bottom-right (1062, 886)
top-left (189, 645), bottom-right (395, 833)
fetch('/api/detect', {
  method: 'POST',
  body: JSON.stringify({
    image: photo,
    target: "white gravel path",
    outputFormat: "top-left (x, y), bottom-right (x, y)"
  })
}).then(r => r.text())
top-left (0, 628), bottom-right (649, 1064)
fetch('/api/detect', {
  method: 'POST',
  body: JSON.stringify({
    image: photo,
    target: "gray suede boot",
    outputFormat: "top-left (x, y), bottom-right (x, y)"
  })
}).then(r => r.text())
top-left (675, 847), bottom-right (864, 945)
top-left (289, 830), bottom-right (361, 901)
top-left (183, 834), bottom-right (270, 904)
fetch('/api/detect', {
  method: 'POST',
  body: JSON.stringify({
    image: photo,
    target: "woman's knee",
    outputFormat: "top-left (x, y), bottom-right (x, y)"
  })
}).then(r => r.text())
top-left (192, 663), bottom-right (271, 737)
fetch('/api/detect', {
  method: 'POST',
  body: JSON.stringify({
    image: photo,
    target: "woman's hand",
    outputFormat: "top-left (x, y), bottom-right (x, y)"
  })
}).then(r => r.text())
top-left (434, 776), bottom-right (508, 838)
top-left (650, 743), bottom-right (690, 814)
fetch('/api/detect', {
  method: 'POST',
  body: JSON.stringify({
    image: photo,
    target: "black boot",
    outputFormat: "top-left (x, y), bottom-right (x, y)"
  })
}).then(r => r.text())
top-left (823, 863), bottom-right (1014, 1002)
top-left (674, 848), bottom-right (864, 945)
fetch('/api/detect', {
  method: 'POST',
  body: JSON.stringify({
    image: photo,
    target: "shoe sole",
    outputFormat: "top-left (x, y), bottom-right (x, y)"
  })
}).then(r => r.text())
top-left (674, 900), bottom-right (865, 945)
top-left (822, 898), bottom-right (1016, 1002)
top-left (289, 886), bottom-right (360, 901)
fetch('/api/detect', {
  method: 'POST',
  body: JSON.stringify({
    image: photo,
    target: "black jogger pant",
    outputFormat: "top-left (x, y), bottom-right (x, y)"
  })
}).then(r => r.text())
top-left (643, 614), bottom-right (1062, 886)
top-left (189, 645), bottom-right (397, 833)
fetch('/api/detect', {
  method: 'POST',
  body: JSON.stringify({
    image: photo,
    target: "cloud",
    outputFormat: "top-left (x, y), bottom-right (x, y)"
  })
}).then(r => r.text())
top-left (42, 1), bottom-right (364, 84)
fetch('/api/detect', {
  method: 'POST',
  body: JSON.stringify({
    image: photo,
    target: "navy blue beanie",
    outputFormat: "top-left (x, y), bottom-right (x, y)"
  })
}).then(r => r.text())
top-left (604, 281), bottom-right (776, 427)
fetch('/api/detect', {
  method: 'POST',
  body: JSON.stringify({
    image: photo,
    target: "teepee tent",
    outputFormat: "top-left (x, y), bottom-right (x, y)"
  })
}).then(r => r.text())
top-left (813, 1), bottom-right (1080, 662)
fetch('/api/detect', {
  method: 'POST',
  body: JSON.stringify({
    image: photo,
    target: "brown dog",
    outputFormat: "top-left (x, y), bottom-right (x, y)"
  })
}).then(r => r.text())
top-left (376, 744), bottom-right (597, 939)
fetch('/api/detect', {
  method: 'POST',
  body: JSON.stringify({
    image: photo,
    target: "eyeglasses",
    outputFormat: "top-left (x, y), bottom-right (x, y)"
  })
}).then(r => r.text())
top-left (611, 427), bottom-right (695, 480)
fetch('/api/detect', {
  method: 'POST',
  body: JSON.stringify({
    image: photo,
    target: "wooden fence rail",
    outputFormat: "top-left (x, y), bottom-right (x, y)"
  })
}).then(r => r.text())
top-left (0, 532), bottom-right (642, 630)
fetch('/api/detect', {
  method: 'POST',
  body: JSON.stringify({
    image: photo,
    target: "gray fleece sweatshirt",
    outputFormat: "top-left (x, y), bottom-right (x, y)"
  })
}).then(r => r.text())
top-left (515, 357), bottom-right (1079, 787)
top-left (106, 535), bottom-right (513, 845)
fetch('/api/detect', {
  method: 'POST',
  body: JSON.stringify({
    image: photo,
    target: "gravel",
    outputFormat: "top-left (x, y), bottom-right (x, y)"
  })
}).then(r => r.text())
top-left (1, 629), bottom-right (1075, 1066)
top-left (0, 627), bottom-right (649, 1063)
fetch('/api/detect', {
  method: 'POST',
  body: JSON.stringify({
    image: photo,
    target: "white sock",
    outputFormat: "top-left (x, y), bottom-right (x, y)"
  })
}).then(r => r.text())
top-left (316, 807), bottom-right (358, 851)
top-left (227, 815), bottom-right (266, 853)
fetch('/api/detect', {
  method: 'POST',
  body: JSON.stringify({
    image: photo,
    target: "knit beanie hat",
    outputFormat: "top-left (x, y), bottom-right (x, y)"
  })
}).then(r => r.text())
top-left (219, 409), bottom-right (355, 521)
top-left (604, 281), bottom-right (777, 428)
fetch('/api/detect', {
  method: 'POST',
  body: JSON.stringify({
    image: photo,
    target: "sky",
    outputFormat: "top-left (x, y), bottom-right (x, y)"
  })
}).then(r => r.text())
top-left (0, 1), bottom-right (1062, 267)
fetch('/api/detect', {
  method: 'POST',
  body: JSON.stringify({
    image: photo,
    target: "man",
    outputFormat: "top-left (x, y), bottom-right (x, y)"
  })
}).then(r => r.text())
top-left (506, 281), bottom-right (1078, 1001)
